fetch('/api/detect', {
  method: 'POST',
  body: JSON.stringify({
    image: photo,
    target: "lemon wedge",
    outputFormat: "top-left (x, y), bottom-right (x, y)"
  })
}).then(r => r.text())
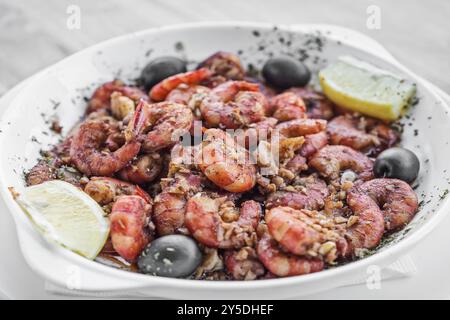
top-left (319, 56), bottom-right (416, 121)
top-left (15, 180), bottom-right (109, 259)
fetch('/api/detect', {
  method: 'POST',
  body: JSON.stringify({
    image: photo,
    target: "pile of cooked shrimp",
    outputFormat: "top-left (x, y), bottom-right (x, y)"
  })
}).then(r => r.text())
top-left (26, 51), bottom-right (419, 280)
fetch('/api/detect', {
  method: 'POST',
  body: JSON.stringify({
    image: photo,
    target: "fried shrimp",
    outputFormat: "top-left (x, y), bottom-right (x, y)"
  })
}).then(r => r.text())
top-left (165, 84), bottom-right (210, 110)
top-left (185, 194), bottom-right (261, 249)
top-left (118, 153), bottom-right (164, 185)
top-left (328, 116), bottom-right (377, 150)
top-left (198, 129), bottom-right (257, 192)
top-left (366, 122), bottom-right (400, 156)
top-left (198, 51), bottom-right (245, 80)
top-left (153, 172), bottom-right (204, 236)
top-left (84, 177), bottom-right (152, 206)
top-left (327, 115), bottom-right (399, 155)
top-left (274, 118), bottom-right (327, 138)
top-left (224, 247), bottom-right (265, 280)
top-left (87, 80), bottom-right (149, 114)
top-left (269, 92), bottom-right (307, 121)
top-left (110, 195), bottom-right (153, 261)
top-left (85, 178), bottom-right (154, 261)
top-left (286, 87), bottom-right (334, 120)
top-left (266, 174), bottom-right (329, 211)
top-left (346, 191), bottom-right (385, 251)
top-left (70, 119), bottom-right (141, 177)
top-left (257, 230), bottom-right (324, 277)
top-left (200, 81), bottom-right (268, 129)
top-left (265, 207), bottom-right (322, 255)
top-left (299, 131), bottom-right (329, 159)
top-left (309, 145), bottom-right (374, 182)
top-left (150, 68), bottom-right (212, 101)
top-left (265, 206), bottom-right (347, 263)
top-left (284, 154), bottom-right (308, 175)
top-left (349, 178), bottom-right (418, 231)
top-left (26, 159), bottom-right (58, 186)
top-left (240, 117), bottom-right (278, 148)
top-left (128, 100), bottom-right (193, 153)
top-left (151, 144), bottom-right (206, 236)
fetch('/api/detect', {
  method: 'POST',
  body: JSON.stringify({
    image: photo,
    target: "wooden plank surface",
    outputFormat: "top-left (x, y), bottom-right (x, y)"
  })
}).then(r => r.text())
top-left (0, 0), bottom-right (449, 95)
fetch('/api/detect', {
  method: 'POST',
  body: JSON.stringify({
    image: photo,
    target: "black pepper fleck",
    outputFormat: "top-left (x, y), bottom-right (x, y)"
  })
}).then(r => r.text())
top-left (174, 42), bottom-right (184, 52)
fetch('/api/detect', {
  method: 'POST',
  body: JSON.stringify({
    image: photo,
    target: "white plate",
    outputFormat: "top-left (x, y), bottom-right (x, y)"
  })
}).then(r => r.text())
top-left (1, 22), bottom-right (449, 299)
top-left (2, 78), bottom-right (450, 299)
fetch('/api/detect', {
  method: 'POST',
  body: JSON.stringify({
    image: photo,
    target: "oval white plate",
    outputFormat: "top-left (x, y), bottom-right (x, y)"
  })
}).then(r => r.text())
top-left (1, 22), bottom-right (449, 299)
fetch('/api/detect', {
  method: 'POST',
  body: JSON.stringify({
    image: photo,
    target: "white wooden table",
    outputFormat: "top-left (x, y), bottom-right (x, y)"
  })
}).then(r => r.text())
top-left (0, 0), bottom-right (449, 95)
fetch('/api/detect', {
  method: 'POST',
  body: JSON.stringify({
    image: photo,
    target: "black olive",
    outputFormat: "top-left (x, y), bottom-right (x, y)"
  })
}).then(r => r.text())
top-left (140, 56), bottom-right (187, 91)
top-left (137, 235), bottom-right (202, 278)
top-left (374, 147), bottom-right (420, 183)
top-left (262, 56), bottom-right (311, 89)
